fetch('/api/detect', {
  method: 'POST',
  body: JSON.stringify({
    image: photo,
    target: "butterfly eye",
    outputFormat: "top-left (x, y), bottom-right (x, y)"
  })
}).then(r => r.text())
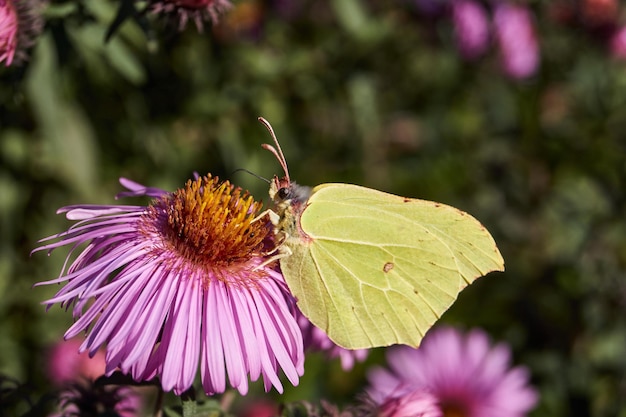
top-left (278, 188), bottom-right (291, 200)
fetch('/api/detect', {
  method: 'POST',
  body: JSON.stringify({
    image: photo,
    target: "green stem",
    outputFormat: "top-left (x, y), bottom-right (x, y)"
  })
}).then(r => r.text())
top-left (152, 387), bottom-right (164, 417)
top-left (181, 387), bottom-right (197, 417)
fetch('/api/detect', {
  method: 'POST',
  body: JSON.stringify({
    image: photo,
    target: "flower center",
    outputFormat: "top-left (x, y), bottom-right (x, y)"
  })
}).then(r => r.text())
top-left (143, 175), bottom-right (271, 279)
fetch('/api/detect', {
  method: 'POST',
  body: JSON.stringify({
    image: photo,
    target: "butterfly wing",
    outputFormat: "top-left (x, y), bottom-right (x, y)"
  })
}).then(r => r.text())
top-left (280, 183), bottom-right (504, 349)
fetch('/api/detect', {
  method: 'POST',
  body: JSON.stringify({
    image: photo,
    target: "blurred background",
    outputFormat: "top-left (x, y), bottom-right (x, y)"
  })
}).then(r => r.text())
top-left (1, 0), bottom-right (626, 415)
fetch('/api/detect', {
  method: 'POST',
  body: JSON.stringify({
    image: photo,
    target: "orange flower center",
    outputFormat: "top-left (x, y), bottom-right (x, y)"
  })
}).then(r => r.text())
top-left (143, 175), bottom-right (271, 280)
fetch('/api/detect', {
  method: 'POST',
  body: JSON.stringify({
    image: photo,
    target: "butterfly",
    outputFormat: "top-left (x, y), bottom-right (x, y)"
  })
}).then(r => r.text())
top-left (258, 117), bottom-right (504, 349)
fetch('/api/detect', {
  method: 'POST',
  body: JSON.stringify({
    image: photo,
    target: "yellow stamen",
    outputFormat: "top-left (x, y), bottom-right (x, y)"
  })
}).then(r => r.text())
top-left (142, 175), bottom-right (271, 282)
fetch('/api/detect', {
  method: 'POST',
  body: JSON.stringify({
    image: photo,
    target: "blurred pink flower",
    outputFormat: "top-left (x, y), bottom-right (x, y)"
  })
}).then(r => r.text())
top-left (0, 0), bottom-right (19, 65)
top-left (367, 327), bottom-right (538, 417)
top-left (378, 390), bottom-right (442, 417)
top-left (239, 399), bottom-right (279, 417)
top-left (451, 0), bottom-right (490, 60)
top-left (148, 0), bottom-right (232, 31)
top-left (0, 0), bottom-right (44, 67)
top-left (610, 26), bottom-right (626, 60)
top-left (298, 313), bottom-right (368, 371)
top-left (47, 337), bottom-right (107, 386)
top-left (494, 3), bottom-right (540, 79)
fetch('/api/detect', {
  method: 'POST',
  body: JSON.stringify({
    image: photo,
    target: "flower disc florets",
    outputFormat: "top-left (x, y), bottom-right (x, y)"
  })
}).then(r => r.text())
top-left (142, 175), bottom-right (270, 284)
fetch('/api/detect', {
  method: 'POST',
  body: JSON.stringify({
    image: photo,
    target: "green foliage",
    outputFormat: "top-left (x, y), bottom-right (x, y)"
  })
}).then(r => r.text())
top-left (2, 1), bottom-right (626, 416)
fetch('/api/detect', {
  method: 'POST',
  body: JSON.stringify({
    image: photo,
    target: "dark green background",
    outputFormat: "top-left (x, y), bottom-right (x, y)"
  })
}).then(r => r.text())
top-left (2, 1), bottom-right (626, 415)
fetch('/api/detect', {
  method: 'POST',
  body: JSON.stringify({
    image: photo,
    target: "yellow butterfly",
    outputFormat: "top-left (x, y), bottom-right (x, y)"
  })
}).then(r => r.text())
top-left (259, 117), bottom-right (504, 349)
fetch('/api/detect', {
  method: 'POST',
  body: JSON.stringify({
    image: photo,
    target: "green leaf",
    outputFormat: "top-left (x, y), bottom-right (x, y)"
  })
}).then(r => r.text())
top-left (25, 33), bottom-right (99, 197)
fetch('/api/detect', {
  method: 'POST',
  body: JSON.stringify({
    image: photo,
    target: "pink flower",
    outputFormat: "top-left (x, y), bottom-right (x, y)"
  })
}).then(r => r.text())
top-left (148, 0), bottom-right (232, 31)
top-left (367, 327), bottom-right (538, 417)
top-left (0, 0), bottom-right (44, 67)
top-left (238, 399), bottom-right (279, 417)
top-left (451, 0), bottom-right (490, 60)
top-left (0, 0), bottom-right (19, 65)
top-left (34, 175), bottom-right (304, 396)
top-left (610, 26), bottom-right (626, 60)
top-left (46, 337), bottom-right (107, 386)
top-left (379, 390), bottom-right (442, 417)
top-left (494, 4), bottom-right (540, 79)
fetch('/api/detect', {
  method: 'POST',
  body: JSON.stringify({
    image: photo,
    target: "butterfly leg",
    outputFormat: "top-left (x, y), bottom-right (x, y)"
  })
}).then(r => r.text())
top-left (252, 208), bottom-right (280, 225)
top-left (253, 243), bottom-right (292, 271)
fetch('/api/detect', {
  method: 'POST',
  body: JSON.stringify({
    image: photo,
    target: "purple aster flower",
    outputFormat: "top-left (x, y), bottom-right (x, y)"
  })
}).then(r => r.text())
top-left (0, 0), bottom-right (45, 67)
top-left (34, 175), bottom-right (304, 396)
top-left (148, 0), bottom-right (232, 31)
top-left (367, 327), bottom-right (538, 417)
top-left (451, 0), bottom-right (490, 60)
top-left (297, 313), bottom-right (368, 371)
top-left (493, 3), bottom-right (540, 79)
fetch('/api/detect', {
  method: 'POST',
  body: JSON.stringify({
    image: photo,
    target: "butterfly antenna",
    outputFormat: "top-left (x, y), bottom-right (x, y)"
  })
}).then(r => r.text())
top-left (231, 168), bottom-right (270, 184)
top-left (259, 117), bottom-right (290, 182)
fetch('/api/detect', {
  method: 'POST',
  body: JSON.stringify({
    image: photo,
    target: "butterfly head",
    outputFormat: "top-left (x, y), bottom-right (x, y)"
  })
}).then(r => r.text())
top-left (259, 116), bottom-right (311, 206)
top-left (269, 176), bottom-right (311, 206)
top-left (259, 117), bottom-right (312, 242)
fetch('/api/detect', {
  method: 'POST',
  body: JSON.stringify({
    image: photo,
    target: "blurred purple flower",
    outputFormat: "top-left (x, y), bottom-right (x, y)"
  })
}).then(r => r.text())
top-left (148, 0), bottom-right (232, 31)
top-left (378, 390), bottom-right (442, 417)
top-left (297, 313), bottom-right (368, 371)
top-left (239, 399), bottom-right (279, 417)
top-left (0, 0), bottom-right (44, 66)
top-left (46, 337), bottom-right (107, 387)
top-left (367, 327), bottom-right (538, 417)
top-left (34, 175), bottom-right (304, 396)
top-left (0, 0), bottom-right (18, 65)
top-left (610, 26), bottom-right (626, 60)
top-left (49, 382), bottom-right (140, 417)
top-left (494, 3), bottom-right (540, 79)
top-left (451, 0), bottom-right (490, 60)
